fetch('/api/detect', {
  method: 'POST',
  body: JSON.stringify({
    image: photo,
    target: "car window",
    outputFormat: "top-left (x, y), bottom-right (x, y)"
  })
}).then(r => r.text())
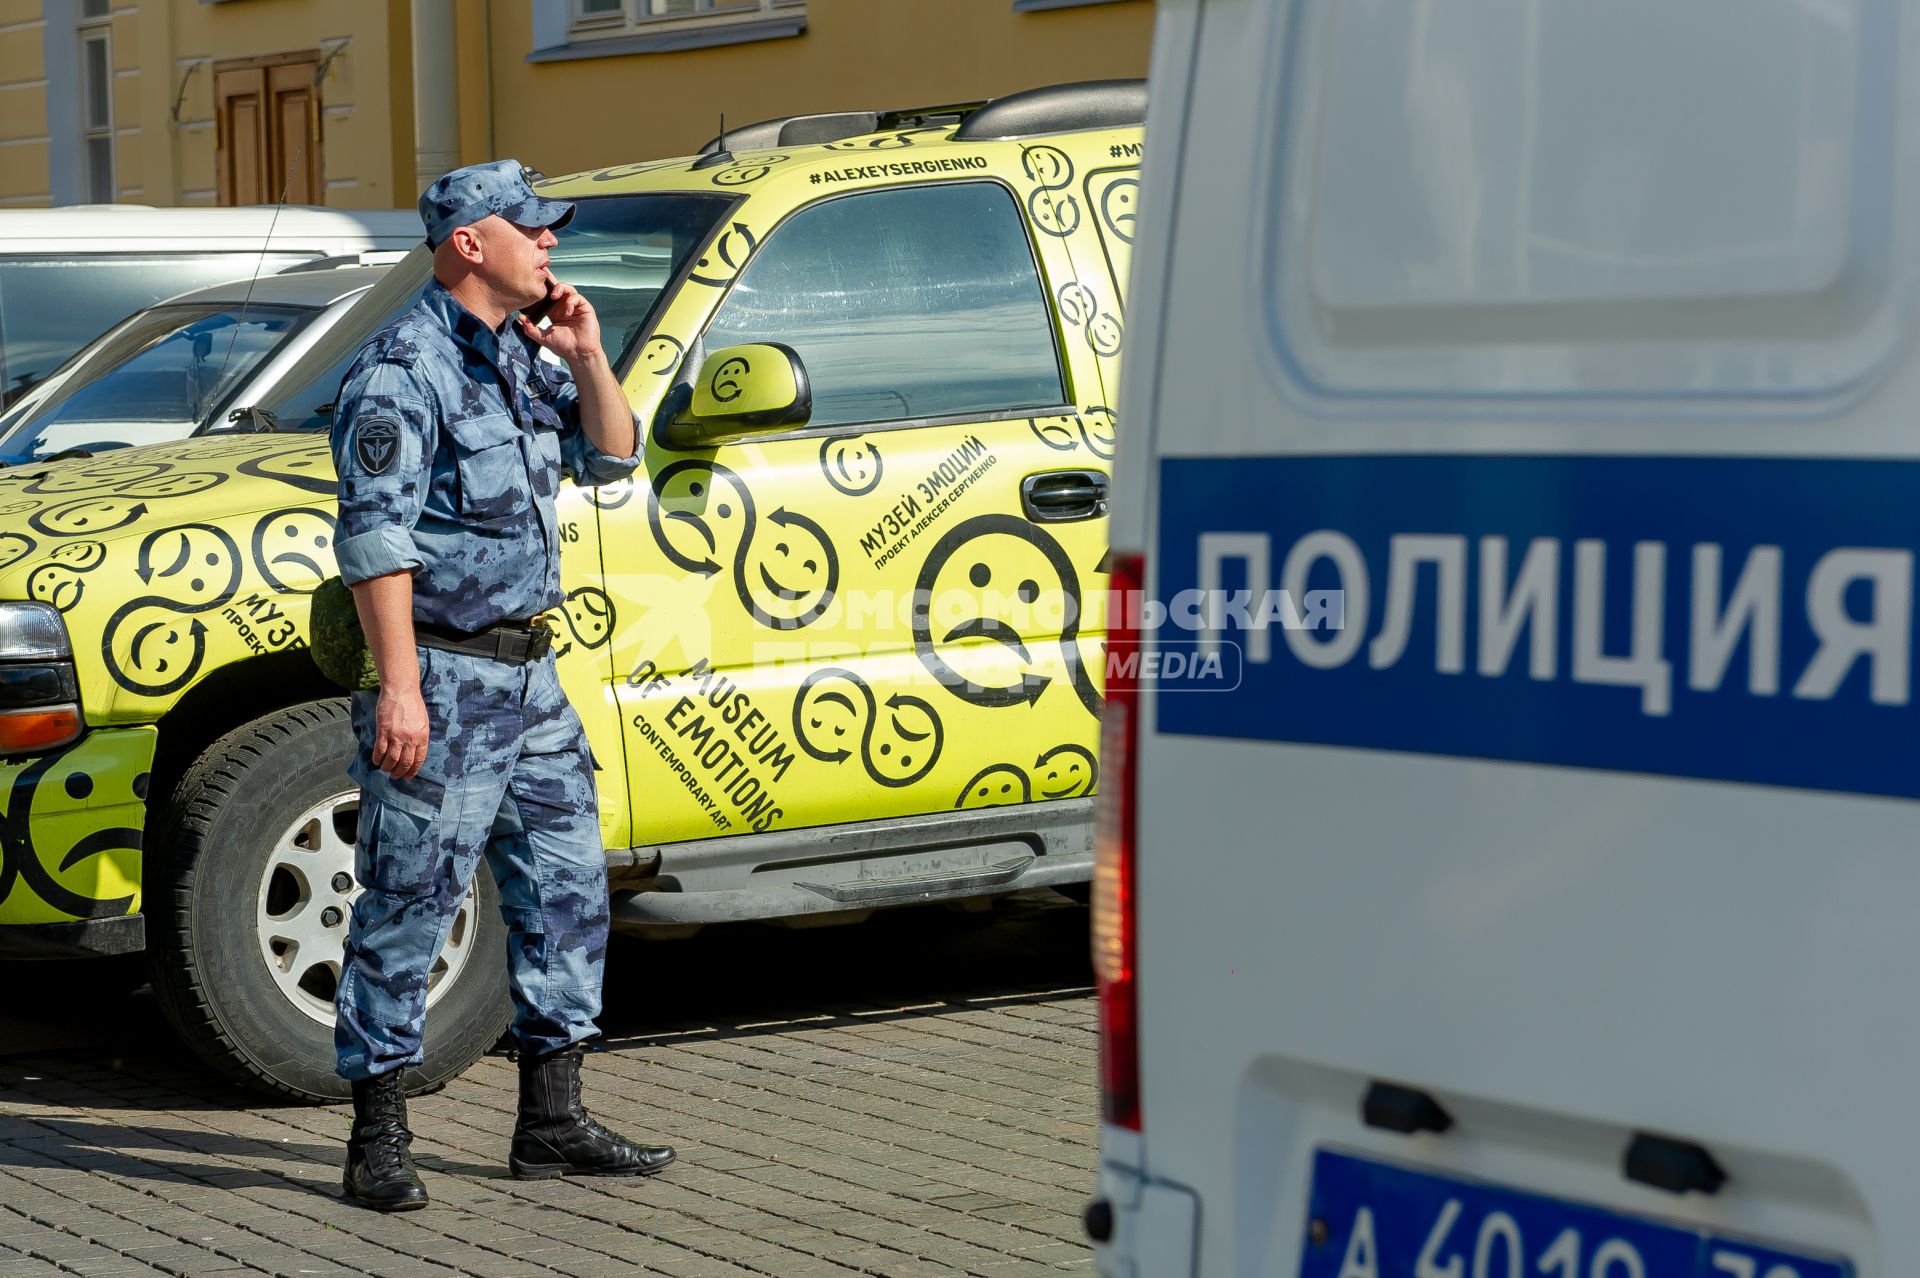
top-left (256, 194), bottom-right (734, 431)
top-left (699, 182), bottom-right (1066, 429)
top-left (0, 303), bottom-right (310, 460)
top-left (0, 252), bottom-right (315, 406)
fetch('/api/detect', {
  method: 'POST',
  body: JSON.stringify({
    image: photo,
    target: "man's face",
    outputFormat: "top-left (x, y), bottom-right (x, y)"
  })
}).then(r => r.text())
top-left (465, 215), bottom-right (555, 307)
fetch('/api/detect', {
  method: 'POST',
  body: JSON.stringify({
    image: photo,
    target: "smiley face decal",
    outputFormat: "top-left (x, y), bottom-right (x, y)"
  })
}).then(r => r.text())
top-left (19, 460), bottom-right (170, 495)
top-left (113, 470), bottom-right (227, 502)
top-left (585, 476), bottom-right (636, 512)
top-left (590, 157), bottom-right (687, 183)
top-left (793, 668), bottom-right (943, 788)
top-left (30, 495), bottom-right (157, 539)
top-left (102, 523), bottom-right (242, 697)
top-left (648, 460), bottom-right (755, 577)
top-left (819, 435), bottom-right (883, 497)
top-left (1088, 311), bottom-right (1124, 358)
top-left (648, 461), bottom-right (838, 630)
top-left (710, 356), bottom-right (751, 404)
top-left (250, 508), bottom-right (335, 594)
top-left (24, 540), bottom-right (107, 613)
top-left (688, 221), bottom-right (758, 288)
top-left (105, 610), bottom-right (212, 698)
top-left (822, 129), bottom-right (943, 152)
top-left (1080, 407), bottom-right (1117, 459)
top-left (1098, 177), bottom-right (1140, 245)
top-left (1029, 412), bottom-right (1115, 461)
top-left (913, 513), bottom-right (1089, 710)
top-left (0, 741), bottom-right (140, 921)
top-left (1026, 188), bottom-right (1081, 238)
top-left (1056, 282), bottom-right (1097, 328)
top-left (551, 585), bottom-right (615, 659)
top-left (710, 153), bottom-right (790, 186)
top-left (1034, 744), bottom-right (1098, 799)
top-left (234, 440), bottom-right (337, 496)
top-left (1021, 145), bottom-right (1074, 191)
top-left (954, 762), bottom-right (1032, 809)
top-left (639, 335), bottom-right (686, 378)
top-left (132, 523), bottom-right (243, 606)
top-left (744, 508), bottom-right (838, 630)
top-left (0, 533), bottom-right (37, 574)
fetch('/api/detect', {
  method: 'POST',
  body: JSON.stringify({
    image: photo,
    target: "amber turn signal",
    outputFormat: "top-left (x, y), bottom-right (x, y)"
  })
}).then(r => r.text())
top-left (0, 705), bottom-right (83, 755)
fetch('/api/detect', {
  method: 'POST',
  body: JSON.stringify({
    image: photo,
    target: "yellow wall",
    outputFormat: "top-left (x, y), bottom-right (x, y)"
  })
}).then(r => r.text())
top-left (0, 0), bottom-right (1154, 208)
top-left (481, 0), bottom-right (1157, 177)
top-left (0, 0), bottom-right (407, 209)
top-left (162, 0), bottom-right (409, 208)
top-left (0, 1), bottom-right (50, 205)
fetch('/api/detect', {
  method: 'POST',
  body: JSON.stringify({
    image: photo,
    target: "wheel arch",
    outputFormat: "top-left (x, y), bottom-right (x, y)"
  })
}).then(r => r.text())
top-left (143, 649), bottom-right (339, 847)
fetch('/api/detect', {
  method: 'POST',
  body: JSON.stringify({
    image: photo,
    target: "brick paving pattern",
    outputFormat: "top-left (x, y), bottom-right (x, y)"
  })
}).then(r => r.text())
top-left (0, 892), bottom-right (1097, 1277)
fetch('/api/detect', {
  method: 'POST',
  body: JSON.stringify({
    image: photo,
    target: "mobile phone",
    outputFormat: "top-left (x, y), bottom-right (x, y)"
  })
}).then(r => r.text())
top-left (522, 274), bottom-right (560, 325)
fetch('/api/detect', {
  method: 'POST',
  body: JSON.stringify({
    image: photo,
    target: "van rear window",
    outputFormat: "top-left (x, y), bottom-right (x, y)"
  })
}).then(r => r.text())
top-left (1268, 0), bottom-right (1897, 401)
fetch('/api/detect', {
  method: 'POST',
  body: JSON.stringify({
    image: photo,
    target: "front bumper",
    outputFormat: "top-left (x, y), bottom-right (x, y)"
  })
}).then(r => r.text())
top-left (0, 726), bottom-right (155, 930)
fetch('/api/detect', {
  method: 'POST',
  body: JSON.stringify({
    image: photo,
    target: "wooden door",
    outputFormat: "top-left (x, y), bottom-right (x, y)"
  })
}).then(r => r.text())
top-left (214, 53), bottom-right (322, 205)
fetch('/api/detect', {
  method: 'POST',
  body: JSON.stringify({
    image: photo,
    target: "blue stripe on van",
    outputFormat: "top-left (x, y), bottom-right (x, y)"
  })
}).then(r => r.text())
top-left (1153, 455), bottom-right (1920, 799)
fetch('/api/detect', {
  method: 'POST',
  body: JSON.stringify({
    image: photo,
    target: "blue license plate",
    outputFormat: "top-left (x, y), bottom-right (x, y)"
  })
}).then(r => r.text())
top-left (1299, 1150), bottom-right (1852, 1278)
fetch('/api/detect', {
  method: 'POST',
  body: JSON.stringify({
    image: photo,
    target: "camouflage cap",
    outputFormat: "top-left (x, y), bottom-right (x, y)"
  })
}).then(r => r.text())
top-left (418, 159), bottom-right (575, 249)
top-left (309, 576), bottom-right (380, 692)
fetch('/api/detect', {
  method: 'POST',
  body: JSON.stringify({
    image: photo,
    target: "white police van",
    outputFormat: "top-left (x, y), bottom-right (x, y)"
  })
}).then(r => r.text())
top-left (1093, 0), bottom-right (1905, 1275)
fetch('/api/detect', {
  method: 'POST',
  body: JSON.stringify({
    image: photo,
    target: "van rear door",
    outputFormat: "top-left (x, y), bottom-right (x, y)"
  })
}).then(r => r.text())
top-left (1104, 0), bottom-right (1918, 1275)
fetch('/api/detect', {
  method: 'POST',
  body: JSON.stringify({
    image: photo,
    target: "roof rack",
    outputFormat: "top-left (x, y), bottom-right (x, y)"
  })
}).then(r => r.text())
top-left (697, 100), bottom-right (985, 155)
top-left (694, 81), bottom-right (1142, 155)
top-left (953, 79), bottom-right (1146, 141)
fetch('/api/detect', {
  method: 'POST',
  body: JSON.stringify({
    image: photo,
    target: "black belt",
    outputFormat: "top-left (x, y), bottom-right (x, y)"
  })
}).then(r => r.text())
top-left (415, 617), bottom-right (553, 664)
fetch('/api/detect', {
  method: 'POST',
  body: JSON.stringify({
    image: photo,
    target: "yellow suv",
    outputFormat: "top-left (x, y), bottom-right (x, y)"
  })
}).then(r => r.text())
top-left (0, 80), bottom-right (1141, 1099)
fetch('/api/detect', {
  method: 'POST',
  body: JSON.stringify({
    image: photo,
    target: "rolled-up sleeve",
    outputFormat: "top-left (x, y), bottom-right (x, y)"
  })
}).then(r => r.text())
top-left (545, 360), bottom-right (643, 487)
top-left (330, 363), bottom-right (435, 586)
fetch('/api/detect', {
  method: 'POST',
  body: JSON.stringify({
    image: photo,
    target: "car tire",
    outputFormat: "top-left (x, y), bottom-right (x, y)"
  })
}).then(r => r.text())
top-left (149, 699), bottom-right (511, 1103)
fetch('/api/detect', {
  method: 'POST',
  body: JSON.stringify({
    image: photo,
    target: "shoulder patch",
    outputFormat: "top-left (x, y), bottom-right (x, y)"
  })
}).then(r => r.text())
top-left (353, 418), bottom-right (402, 476)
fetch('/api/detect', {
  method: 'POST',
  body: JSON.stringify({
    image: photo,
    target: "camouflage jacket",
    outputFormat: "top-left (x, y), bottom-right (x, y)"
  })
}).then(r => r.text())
top-left (329, 279), bottom-right (641, 632)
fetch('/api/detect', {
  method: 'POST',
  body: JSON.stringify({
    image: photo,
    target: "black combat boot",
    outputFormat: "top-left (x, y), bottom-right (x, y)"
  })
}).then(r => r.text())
top-left (342, 1071), bottom-right (429, 1211)
top-left (509, 1043), bottom-right (676, 1180)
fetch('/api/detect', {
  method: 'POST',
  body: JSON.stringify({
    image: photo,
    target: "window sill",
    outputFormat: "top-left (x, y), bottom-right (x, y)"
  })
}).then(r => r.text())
top-left (528, 14), bottom-right (805, 63)
top-left (1013, 0), bottom-right (1138, 10)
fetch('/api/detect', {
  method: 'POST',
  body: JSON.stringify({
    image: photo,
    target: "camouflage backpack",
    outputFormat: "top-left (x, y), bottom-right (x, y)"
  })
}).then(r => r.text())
top-left (309, 576), bottom-right (379, 691)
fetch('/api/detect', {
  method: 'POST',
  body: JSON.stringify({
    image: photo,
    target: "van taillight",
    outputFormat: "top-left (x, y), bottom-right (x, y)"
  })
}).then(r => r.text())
top-left (1094, 550), bottom-right (1143, 1131)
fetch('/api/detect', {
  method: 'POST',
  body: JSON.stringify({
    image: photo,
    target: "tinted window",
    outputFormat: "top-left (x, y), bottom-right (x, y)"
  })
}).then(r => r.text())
top-left (700, 183), bottom-right (1065, 428)
top-left (0, 252), bottom-right (314, 405)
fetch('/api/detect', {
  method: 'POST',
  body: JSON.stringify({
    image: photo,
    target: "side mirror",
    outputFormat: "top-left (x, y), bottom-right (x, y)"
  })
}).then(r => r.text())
top-left (659, 342), bottom-right (811, 449)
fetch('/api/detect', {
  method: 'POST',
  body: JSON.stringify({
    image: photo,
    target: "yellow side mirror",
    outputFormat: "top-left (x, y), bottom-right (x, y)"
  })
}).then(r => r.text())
top-left (687, 343), bottom-right (811, 429)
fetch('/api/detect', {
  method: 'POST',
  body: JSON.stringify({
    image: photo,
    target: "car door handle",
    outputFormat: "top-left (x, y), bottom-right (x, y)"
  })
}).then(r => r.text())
top-left (1021, 469), bottom-right (1109, 523)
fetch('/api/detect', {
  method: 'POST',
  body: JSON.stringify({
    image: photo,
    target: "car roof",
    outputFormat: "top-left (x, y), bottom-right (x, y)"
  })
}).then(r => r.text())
top-left (152, 264), bottom-right (392, 309)
top-left (538, 79), bottom-right (1146, 199)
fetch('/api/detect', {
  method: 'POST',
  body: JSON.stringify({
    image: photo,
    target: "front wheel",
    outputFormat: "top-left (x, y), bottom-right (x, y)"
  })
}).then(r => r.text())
top-left (149, 699), bottom-right (510, 1102)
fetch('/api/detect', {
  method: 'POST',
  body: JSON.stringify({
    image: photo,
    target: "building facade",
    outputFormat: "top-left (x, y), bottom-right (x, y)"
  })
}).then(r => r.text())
top-left (0, 0), bottom-right (1154, 210)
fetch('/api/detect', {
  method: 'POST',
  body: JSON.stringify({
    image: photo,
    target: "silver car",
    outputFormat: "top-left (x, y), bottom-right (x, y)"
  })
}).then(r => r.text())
top-left (0, 261), bottom-right (410, 464)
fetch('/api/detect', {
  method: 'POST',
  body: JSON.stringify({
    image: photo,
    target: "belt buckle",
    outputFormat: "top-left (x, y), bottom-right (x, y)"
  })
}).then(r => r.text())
top-left (527, 617), bottom-right (553, 662)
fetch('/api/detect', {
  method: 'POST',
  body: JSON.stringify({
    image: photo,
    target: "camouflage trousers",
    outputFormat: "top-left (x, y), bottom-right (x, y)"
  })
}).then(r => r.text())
top-left (334, 645), bottom-right (610, 1081)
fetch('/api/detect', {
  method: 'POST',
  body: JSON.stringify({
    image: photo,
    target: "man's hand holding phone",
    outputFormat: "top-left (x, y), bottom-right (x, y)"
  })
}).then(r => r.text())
top-left (517, 270), bottom-right (604, 368)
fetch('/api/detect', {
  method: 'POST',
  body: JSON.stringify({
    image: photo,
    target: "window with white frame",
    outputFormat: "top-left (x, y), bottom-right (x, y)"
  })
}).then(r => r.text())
top-left (571, 0), bottom-right (805, 38)
top-left (78, 1), bottom-right (113, 202)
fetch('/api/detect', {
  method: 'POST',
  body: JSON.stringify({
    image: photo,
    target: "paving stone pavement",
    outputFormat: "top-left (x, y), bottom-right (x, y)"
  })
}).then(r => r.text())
top-left (0, 891), bottom-right (1098, 1278)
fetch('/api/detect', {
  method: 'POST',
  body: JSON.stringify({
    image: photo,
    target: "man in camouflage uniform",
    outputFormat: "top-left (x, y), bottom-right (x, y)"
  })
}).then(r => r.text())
top-left (329, 160), bottom-right (674, 1212)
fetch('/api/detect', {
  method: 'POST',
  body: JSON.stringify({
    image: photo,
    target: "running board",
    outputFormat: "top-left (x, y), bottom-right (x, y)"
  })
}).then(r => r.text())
top-left (608, 801), bottom-right (1091, 931)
